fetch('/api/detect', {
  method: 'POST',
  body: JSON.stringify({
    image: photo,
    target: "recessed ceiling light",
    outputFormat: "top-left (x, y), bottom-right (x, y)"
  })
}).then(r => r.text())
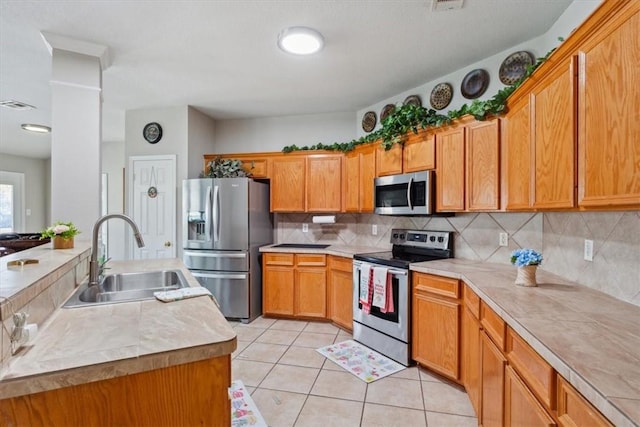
top-left (277, 26), bottom-right (324, 55)
top-left (1, 100), bottom-right (36, 110)
top-left (21, 124), bottom-right (51, 133)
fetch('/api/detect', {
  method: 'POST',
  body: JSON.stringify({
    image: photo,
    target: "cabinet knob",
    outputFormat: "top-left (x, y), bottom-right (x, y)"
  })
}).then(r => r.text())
top-left (164, 241), bottom-right (172, 247)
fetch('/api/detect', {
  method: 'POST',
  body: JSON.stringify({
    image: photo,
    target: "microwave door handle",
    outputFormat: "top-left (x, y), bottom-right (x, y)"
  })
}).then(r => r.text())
top-left (212, 185), bottom-right (220, 242)
top-left (407, 177), bottom-right (414, 210)
top-left (204, 186), bottom-right (212, 241)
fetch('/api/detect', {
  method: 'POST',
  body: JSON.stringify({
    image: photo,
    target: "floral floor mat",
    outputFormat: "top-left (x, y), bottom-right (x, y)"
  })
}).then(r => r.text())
top-left (316, 339), bottom-right (406, 383)
top-left (230, 380), bottom-right (267, 427)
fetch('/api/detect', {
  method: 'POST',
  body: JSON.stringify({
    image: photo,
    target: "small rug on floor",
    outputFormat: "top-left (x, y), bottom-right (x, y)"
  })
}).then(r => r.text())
top-left (230, 380), bottom-right (268, 427)
top-left (316, 339), bottom-right (405, 383)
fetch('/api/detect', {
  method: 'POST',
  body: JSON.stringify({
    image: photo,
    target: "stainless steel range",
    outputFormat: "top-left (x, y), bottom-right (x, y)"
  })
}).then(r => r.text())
top-left (352, 229), bottom-right (453, 366)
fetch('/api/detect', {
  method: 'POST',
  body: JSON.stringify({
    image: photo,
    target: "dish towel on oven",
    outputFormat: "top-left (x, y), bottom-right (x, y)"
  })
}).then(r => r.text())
top-left (372, 267), bottom-right (394, 313)
top-left (359, 264), bottom-right (374, 314)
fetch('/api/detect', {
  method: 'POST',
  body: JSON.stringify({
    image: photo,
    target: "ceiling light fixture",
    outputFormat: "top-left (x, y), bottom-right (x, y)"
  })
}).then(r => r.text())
top-left (277, 26), bottom-right (324, 55)
top-left (21, 124), bottom-right (51, 133)
top-left (1, 100), bottom-right (36, 110)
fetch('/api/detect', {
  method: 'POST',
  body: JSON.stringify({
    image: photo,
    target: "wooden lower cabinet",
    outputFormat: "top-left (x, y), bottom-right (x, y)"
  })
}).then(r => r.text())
top-left (505, 365), bottom-right (556, 427)
top-left (461, 305), bottom-right (482, 417)
top-left (557, 375), bottom-right (613, 427)
top-left (327, 255), bottom-right (353, 331)
top-left (0, 356), bottom-right (231, 427)
top-left (263, 253), bottom-right (327, 319)
top-left (480, 330), bottom-right (507, 427)
top-left (411, 273), bottom-right (461, 381)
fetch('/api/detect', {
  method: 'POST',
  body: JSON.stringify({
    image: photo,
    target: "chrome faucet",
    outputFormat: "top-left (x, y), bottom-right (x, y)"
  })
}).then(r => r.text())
top-left (88, 214), bottom-right (145, 287)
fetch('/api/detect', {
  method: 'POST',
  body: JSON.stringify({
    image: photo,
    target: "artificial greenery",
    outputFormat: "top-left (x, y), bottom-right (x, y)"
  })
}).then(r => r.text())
top-left (201, 156), bottom-right (252, 178)
top-left (283, 41), bottom-right (561, 153)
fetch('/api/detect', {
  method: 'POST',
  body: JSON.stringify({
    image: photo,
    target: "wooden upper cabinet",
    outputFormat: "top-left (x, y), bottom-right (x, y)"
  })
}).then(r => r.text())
top-left (343, 144), bottom-right (376, 213)
top-left (403, 130), bottom-right (436, 172)
top-left (436, 124), bottom-right (466, 212)
top-left (270, 156), bottom-right (306, 212)
top-left (578, 3), bottom-right (640, 208)
top-left (531, 57), bottom-right (577, 209)
top-left (502, 98), bottom-right (532, 210)
top-left (466, 118), bottom-right (500, 211)
top-left (306, 154), bottom-right (342, 212)
top-left (203, 153), bottom-right (270, 178)
top-left (376, 143), bottom-right (403, 177)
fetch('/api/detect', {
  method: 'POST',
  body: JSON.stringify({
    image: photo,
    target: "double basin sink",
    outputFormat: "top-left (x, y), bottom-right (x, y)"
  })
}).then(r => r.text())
top-left (63, 269), bottom-right (189, 308)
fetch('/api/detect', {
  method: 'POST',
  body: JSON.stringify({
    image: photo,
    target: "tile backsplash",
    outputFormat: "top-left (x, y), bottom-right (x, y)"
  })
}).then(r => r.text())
top-left (275, 211), bottom-right (640, 306)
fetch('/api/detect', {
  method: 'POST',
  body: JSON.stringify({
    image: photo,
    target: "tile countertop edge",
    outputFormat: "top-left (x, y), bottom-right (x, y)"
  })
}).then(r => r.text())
top-left (0, 258), bottom-right (237, 401)
top-left (410, 260), bottom-right (640, 427)
top-left (259, 244), bottom-right (390, 258)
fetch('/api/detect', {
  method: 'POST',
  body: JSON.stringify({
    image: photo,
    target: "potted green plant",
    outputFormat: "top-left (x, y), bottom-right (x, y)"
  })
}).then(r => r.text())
top-left (201, 157), bottom-right (252, 178)
top-left (41, 221), bottom-right (80, 249)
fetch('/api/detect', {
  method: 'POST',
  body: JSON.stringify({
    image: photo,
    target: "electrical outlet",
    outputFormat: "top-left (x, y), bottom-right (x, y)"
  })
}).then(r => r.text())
top-left (584, 239), bottom-right (594, 261)
top-left (499, 232), bottom-right (508, 247)
top-left (372, 224), bottom-right (378, 235)
top-left (302, 223), bottom-right (309, 233)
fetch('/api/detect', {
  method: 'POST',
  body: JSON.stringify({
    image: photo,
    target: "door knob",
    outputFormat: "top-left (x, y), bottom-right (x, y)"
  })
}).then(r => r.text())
top-left (164, 241), bottom-right (172, 247)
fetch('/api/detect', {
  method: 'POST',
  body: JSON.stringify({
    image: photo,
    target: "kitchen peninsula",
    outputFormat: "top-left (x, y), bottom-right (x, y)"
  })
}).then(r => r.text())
top-left (0, 243), bottom-right (236, 426)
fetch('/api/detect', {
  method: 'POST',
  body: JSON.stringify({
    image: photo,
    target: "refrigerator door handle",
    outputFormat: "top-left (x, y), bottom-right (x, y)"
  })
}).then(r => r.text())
top-left (192, 272), bottom-right (248, 280)
top-left (204, 185), bottom-right (212, 242)
top-left (184, 250), bottom-right (247, 259)
top-left (212, 185), bottom-right (220, 242)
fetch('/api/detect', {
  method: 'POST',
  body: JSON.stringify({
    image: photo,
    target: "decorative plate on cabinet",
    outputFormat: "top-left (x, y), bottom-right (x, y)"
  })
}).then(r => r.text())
top-left (499, 51), bottom-right (535, 85)
top-left (380, 104), bottom-right (396, 123)
top-left (362, 111), bottom-right (377, 133)
top-left (430, 83), bottom-right (453, 110)
top-left (403, 95), bottom-right (422, 107)
top-left (461, 68), bottom-right (489, 99)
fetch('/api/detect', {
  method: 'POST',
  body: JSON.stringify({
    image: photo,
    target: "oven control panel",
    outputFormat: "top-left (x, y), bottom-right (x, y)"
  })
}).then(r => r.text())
top-left (390, 229), bottom-right (451, 250)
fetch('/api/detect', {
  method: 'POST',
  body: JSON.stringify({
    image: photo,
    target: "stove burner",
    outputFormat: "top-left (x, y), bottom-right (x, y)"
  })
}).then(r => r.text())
top-left (354, 229), bottom-right (453, 268)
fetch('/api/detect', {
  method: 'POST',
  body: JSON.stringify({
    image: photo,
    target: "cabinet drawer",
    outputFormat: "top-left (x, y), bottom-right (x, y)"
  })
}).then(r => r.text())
top-left (328, 255), bottom-right (352, 272)
top-left (295, 254), bottom-right (326, 267)
top-left (264, 253), bottom-right (294, 266)
top-left (463, 284), bottom-right (480, 319)
top-left (506, 327), bottom-right (556, 411)
top-left (242, 159), bottom-right (269, 178)
top-left (557, 375), bottom-right (613, 427)
top-left (481, 301), bottom-right (506, 351)
top-left (413, 273), bottom-right (460, 299)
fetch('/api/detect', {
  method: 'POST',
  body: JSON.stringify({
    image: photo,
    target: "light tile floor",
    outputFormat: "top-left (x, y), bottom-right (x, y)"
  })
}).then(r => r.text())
top-left (230, 317), bottom-right (478, 427)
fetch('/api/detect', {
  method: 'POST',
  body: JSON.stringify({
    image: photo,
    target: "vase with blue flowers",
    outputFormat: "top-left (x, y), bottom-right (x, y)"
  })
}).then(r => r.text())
top-left (510, 248), bottom-right (543, 287)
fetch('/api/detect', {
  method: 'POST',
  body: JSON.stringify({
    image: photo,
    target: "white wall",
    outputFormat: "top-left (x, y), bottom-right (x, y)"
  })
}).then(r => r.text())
top-left (0, 154), bottom-right (48, 232)
top-left (187, 106), bottom-right (216, 178)
top-left (356, 0), bottom-right (602, 138)
top-left (101, 140), bottom-right (126, 259)
top-left (214, 111), bottom-right (356, 154)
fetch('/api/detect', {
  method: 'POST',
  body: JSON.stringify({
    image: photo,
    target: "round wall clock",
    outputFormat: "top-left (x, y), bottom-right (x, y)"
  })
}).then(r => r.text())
top-left (143, 122), bottom-right (163, 144)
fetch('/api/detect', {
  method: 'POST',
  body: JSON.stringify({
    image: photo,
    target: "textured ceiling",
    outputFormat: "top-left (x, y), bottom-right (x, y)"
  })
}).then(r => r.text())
top-left (0, 0), bottom-right (573, 159)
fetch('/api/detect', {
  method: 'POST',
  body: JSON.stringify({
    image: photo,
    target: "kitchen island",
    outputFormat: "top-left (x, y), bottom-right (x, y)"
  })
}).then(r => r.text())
top-left (0, 244), bottom-right (236, 426)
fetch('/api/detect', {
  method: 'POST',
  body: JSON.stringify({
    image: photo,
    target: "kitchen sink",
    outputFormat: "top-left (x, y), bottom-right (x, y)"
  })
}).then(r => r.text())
top-left (271, 243), bottom-right (330, 249)
top-left (63, 270), bottom-right (189, 308)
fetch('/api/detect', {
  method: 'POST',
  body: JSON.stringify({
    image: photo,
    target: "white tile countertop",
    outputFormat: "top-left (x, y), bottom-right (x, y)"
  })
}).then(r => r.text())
top-left (0, 256), bottom-right (236, 400)
top-left (410, 259), bottom-right (640, 427)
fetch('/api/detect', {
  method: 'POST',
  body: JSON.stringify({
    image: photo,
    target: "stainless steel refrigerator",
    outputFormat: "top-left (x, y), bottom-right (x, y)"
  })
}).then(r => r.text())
top-left (182, 178), bottom-right (272, 323)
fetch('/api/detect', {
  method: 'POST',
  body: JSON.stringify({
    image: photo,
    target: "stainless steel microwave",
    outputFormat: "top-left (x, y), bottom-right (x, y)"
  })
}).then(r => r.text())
top-left (374, 171), bottom-right (434, 215)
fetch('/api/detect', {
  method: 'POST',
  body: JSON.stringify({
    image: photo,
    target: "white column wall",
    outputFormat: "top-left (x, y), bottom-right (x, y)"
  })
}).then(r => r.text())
top-left (49, 49), bottom-right (102, 237)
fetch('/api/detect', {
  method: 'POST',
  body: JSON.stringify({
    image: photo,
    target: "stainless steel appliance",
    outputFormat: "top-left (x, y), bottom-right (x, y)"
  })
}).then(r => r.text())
top-left (353, 229), bottom-right (453, 366)
top-left (374, 171), bottom-right (434, 215)
top-left (182, 178), bottom-right (272, 323)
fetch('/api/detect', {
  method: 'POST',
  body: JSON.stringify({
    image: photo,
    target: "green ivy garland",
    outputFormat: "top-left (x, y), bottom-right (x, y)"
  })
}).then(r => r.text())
top-left (283, 43), bottom-right (559, 153)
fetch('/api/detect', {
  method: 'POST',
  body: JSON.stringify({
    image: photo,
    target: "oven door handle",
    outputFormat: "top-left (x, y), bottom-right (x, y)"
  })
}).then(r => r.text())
top-left (354, 262), bottom-right (407, 276)
top-left (407, 177), bottom-right (414, 210)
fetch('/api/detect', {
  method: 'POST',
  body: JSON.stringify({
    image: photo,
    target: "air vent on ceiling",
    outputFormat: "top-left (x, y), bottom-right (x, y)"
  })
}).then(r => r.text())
top-left (432, 0), bottom-right (464, 12)
top-left (0, 100), bottom-right (36, 110)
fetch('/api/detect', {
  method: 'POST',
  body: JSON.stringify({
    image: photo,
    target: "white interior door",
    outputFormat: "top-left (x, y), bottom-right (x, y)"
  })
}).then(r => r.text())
top-left (128, 155), bottom-right (176, 259)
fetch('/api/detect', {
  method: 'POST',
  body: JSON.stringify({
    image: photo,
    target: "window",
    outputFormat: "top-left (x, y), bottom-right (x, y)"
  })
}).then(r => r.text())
top-left (0, 171), bottom-right (25, 233)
